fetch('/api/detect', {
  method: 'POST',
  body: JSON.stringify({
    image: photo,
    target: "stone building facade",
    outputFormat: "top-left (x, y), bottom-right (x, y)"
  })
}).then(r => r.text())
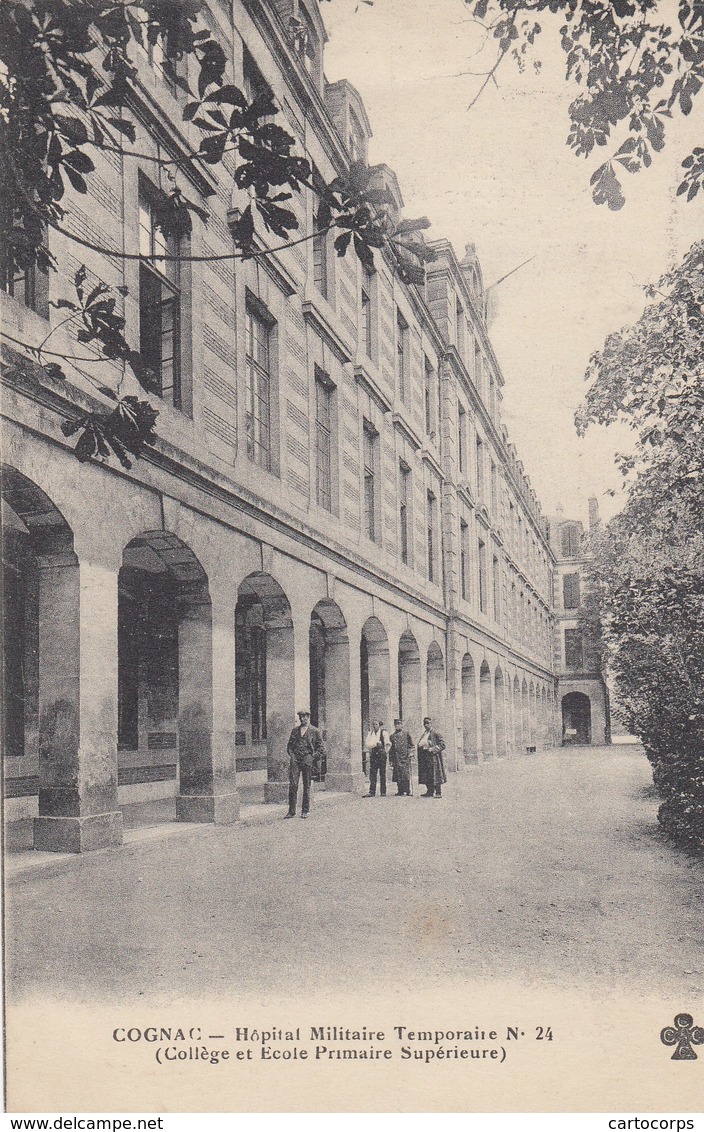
top-left (548, 500), bottom-right (610, 746)
top-left (2, 0), bottom-right (563, 853)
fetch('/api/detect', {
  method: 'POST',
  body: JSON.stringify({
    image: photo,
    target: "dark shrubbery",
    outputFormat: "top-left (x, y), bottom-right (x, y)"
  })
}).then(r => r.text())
top-left (578, 243), bottom-right (704, 854)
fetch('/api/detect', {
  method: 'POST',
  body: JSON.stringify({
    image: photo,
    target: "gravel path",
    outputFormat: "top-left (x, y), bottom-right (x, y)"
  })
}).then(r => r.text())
top-left (7, 745), bottom-right (704, 1004)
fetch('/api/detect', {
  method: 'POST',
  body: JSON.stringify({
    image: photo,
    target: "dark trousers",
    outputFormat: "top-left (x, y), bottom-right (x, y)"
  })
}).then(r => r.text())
top-left (396, 763), bottom-right (411, 795)
top-left (288, 759), bottom-right (312, 814)
top-left (369, 750), bottom-right (387, 796)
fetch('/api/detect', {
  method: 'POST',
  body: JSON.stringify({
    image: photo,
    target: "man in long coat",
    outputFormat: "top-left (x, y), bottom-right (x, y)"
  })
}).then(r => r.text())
top-left (417, 716), bottom-right (447, 798)
top-left (286, 710), bottom-right (325, 819)
top-left (389, 718), bottom-right (414, 796)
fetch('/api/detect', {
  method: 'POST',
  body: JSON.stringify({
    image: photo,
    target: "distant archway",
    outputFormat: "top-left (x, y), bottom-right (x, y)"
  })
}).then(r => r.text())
top-left (494, 667), bottom-right (507, 756)
top-left (513, 675), bottom-right (521, 754)
top-left (235, 571), bottom-right (294, 801)
top-left (398, 630), bottom-right (422, 738)
top-left (360, 617), bottom-right (390, 763)
top-left (309, 600), bottom-right (350, 782)
top-left (480, 660), bottom-right (493, 758)
top-left (562, 692), bottom-right (592, 745)
top-left (426, 641), bottom-right (446, 739)
top-left (462, 654), bottom-right (478, 763)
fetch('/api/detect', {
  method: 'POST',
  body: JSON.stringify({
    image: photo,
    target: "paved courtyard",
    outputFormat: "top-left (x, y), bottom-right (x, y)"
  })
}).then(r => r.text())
top-left (6, 745), bottom-right (704, 1004)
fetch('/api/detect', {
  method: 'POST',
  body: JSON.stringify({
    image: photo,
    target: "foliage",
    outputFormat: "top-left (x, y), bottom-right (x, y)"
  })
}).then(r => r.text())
top-left (0, 0), bottom-right (436, 467)
top-left (61, 394), bottom-right (159, 469)
top-left (466, 0), bottom-right (704, 209)
top-left (577, 241), bottom-right (704, 851)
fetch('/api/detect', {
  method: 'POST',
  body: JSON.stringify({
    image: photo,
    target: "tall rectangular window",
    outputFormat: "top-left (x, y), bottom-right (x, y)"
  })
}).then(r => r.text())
top-left (243, 47), bottom-right (273, 107)
top-left (315, 367), bottom-right (333, 511)
top-left (456, 299), bottom-right (465, 358)
top-left (478, 538), bottom-right (487, 613)
top-left (250, 625), bottom-right (267, 740)
top-left (565, 628), bottom-right (584, 669)
top-left (312, 172), bottom-right (329, 300)
top-left (399, 461), bottom-right (410, 565)
top-left (458, 404), bottom-right (466, 476)
top-left (427, 490), bottom-right (437, 582)
top-left (363, 421), bottom-right (378, 542)
top-left (396, 309), bottom-right (408, 403)
top-left (0, 208), bottom-right (47, 315)
top-left (476, 435), bottom-right (485, 498)
top-left (139, 182), bottom-right (182, 407)
top-left (245, 300), bottom-right (273, 470)
top-left (563, 573), bottom-right (581, 610)
top-left (561, 524), bottom-right (581, 557)
top-left (492, 555), bottom-right (500, 622)
top-left (460, 519), bottom-right (469, 601)
top-left (312, 216), bottom-right (328, 298)
top-left (490, 460), bottom-right (498, 514)
top-left (361, 268), bottom-right (373, 358)
top-left (424, 355), bottom-right (435, 435)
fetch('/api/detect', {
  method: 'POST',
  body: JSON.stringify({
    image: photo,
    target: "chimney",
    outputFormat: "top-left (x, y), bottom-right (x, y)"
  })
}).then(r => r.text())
top-left (588, 496), bottom-right (599, 530)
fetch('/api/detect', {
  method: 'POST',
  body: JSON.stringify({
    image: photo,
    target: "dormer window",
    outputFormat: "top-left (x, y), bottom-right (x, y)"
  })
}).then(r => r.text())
top-left (291, 5), bottom-right (320, 86)
top-left (349, 106), bottom-right (364, 163)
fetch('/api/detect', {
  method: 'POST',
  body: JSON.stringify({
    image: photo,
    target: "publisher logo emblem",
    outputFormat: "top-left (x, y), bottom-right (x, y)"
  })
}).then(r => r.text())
top-left (660, 1014), bottom-right (704, 1060)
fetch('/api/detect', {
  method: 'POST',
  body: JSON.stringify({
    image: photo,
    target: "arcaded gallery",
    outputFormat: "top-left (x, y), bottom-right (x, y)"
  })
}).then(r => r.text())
top-left (1, 0), bottom-right (606, 854)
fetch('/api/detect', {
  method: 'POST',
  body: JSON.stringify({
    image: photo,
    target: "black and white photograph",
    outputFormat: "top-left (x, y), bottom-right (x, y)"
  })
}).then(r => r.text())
top-left (1, 0), bottom-right (703, 1115)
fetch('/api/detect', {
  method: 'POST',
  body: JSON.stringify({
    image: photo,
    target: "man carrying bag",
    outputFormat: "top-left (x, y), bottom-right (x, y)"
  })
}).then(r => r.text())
top-left (285, 710), bottom-right (325, 819)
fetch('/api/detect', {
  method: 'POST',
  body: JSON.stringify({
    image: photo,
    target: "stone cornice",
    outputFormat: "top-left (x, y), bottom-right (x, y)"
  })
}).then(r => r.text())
top-left (354, 363), bottom-right (392, 414)
top-left (302, 299), bottom-right (353, 362)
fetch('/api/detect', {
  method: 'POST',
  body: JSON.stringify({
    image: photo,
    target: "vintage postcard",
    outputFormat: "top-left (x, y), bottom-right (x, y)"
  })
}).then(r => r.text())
top-left (2, 0), bottom-right (703, 1115)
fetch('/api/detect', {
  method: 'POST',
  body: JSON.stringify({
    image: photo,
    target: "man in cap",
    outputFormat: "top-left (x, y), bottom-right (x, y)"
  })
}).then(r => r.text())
top-left (389, 718), bottom-right (415, 796)
top-left (417, 716), bottom-right (447, 798)
top-left (364, 719), bottom-right (391, 797)
top-left (285, 710), bottom-right (325, 819)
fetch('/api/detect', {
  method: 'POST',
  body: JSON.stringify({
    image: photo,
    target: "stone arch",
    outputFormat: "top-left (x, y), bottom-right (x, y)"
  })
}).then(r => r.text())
top-left (398, 629), bottom-right (422, 739)
top-left (494, 666), bottom-right (507, 756)
top-left (426, 641), bottom-right (446, 740)
top-left (541, 686), bottom-right (548, 749)
top-left (479, 659), bottom-right (493, 758)
top-left (360, 616), bottom-right (390, 761)
top-left (2, 466), bottom-right (73, 763)
top-left (309, 599), bottom-right (350, 786)
top-left (562, 691), bottom-right (592, 745)
top-left (513, 675), bottom-right (521, 754)
top-left (528, 682), bottom-right (537, 748)
top-left (234, 571), bottom-right (294, 803)
top-left (521, 678), bottom-right (529, 753)
top-left (0, 467), bottom-right (120, 852)
top-left (118, 530), bottom-right (235, 823)
top-left (461, 653), bottom-right (478, 764)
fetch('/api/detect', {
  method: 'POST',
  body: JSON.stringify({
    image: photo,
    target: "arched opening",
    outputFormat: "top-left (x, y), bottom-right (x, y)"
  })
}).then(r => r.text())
top-left (494, 667), bottom-right (507, 756)
top-left (235, 572), bottom-right (294, 803)
top-left (549, 688), bottom-right (558, 746)
top-left (562, 692), bottom-right (592, 745)
top-left (479, 659), bottom-right (493, 758)
top-left (309, 599), bottom-right (350, 785)
top-left (426, 641), bottom-right (446, 743)
top-left (521, 678), bottom-right (529, 753)
top-left (462, 653), bottom-right (478, 764)
top-left (119, 531), bottom-right (231, 823)
top-left (540, 687), bottom-right (548, 749)
top-left (513, 675), bottom-right (521, 754)
top-left (529, 682), bottom-right (537, 748)
top-left (398, 630), bottom-right (422, 739)
top-left (1, 467), bottom-right (106, 851)
top-left (360, 616), bottom-right (390, 772)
